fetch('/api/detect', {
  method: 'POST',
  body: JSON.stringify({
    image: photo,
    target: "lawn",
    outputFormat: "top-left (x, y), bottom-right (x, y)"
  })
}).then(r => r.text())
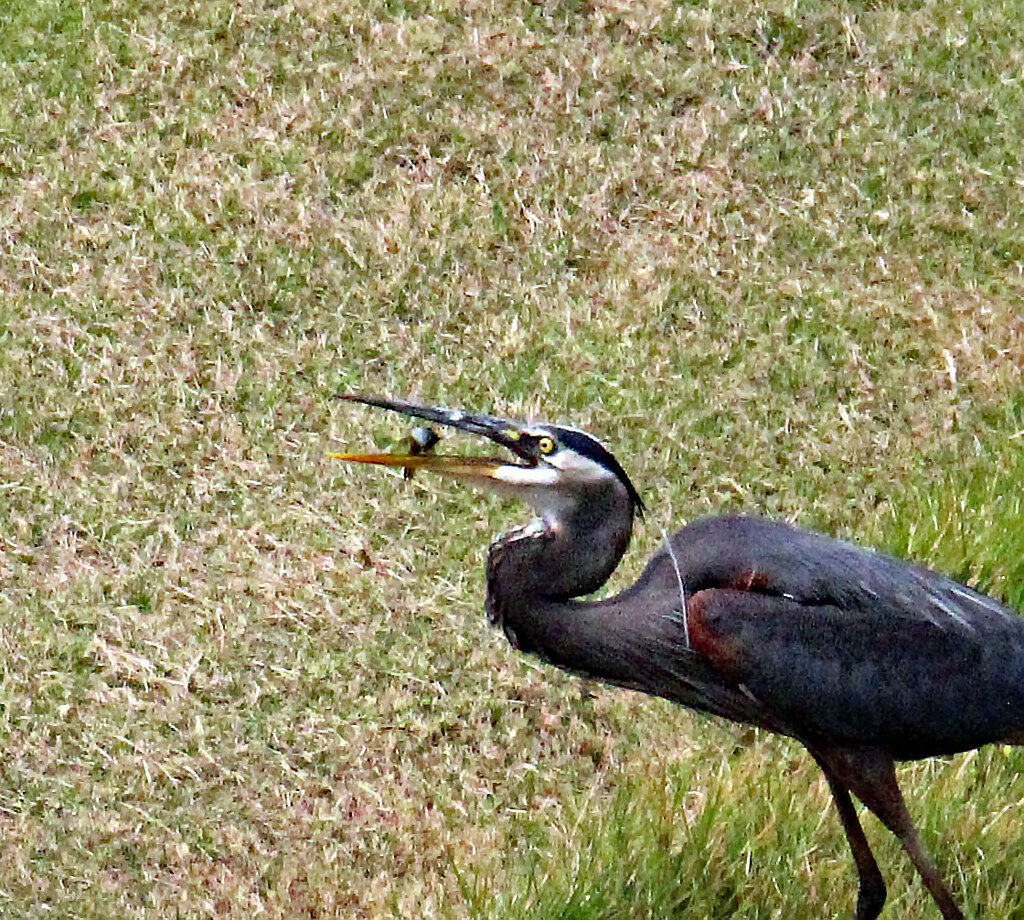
top-left (1, 0), bottom-right (1023, 917)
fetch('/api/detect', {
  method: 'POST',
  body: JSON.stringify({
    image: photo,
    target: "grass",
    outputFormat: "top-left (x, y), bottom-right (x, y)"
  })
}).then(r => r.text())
top-left (1, 0), bottom-right (1024, 917)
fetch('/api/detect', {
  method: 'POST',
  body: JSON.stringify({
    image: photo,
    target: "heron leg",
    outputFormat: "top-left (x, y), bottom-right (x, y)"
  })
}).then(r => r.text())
top-left (816, 746), bottom-right (965, 920)
top-left (812, 754), bottom-right (887, 920)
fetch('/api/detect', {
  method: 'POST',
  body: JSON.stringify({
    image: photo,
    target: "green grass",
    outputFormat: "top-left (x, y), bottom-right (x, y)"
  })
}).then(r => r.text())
top-left (2, 0), bottom-right (1024, 917)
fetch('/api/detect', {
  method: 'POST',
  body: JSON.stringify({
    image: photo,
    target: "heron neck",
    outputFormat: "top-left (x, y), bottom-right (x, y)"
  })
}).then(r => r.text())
top-left (485, 482), bottom-right (635, 658)
top-left (485, 539), bottom-right (666, 689)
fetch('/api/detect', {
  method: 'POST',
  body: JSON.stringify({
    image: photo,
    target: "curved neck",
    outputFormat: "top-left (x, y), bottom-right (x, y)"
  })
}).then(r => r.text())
top-left (485, 479), bottom-right (635, 650)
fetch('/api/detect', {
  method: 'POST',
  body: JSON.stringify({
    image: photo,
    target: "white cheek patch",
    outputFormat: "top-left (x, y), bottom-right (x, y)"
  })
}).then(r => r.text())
top-left (491, 465), bottom-right (560, 487)
top-left (489, 465), bottom-right (569, 520)
top-left (548, 449), bottom-right (617, 481)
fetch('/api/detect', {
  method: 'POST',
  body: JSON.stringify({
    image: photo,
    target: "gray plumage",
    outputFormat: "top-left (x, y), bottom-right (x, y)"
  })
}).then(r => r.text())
top-left (335, 394), bottom-right (1024, 920)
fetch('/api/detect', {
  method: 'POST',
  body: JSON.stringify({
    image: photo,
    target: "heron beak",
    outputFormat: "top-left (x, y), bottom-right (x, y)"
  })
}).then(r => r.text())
top-left (334, 393), bottom-right (535, 461)
top-left (328, 450), bottom-right (512, 484)
top-left (333, 394), bottom-right (562, 500)
top-left (331, 393), bottom-right (544, 481)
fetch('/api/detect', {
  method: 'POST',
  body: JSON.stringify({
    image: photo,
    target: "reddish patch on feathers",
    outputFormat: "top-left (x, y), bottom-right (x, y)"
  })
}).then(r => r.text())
top-left (685, 589), bottom-right (745, 674)
top-left (724, 568), bottom-right (774, 592)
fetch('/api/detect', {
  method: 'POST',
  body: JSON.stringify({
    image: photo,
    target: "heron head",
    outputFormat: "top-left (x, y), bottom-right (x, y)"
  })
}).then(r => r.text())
top-left (331, 394), bottom-right (645, 522)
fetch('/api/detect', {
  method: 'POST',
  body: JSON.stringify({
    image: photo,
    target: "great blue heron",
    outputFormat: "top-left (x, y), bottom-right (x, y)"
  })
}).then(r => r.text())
top-left (333, 393), bottom-right (1024, 920)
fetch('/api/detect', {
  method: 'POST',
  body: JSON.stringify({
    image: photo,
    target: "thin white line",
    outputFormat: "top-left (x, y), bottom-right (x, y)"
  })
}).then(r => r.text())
top-left (948, 583), bottom-right (1011, 617)
top-left (661, 525), bottom-right (690, 650)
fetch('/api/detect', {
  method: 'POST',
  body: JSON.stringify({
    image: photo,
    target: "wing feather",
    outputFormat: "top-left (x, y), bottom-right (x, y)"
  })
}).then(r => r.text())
top-left (658, 515), bottom-right (1018, 633)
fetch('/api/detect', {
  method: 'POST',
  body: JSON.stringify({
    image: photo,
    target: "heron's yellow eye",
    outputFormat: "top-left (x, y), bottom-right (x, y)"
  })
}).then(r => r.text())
top-left (537, 436), bottom-right (556, 455)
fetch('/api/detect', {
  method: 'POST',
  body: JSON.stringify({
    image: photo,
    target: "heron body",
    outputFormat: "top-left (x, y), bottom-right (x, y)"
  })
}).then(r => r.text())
top-left (493, 514), bottom-right (1024, 760)
top-left (335, 394), bottom-right (1024, 920)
